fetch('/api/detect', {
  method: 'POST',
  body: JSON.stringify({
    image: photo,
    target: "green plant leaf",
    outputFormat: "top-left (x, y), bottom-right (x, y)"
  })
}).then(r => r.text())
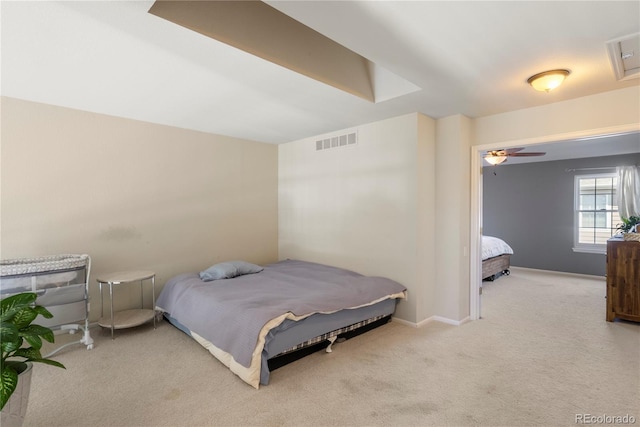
top-left (1, 339), bottom-right (22, 357)
top-left (32, 305), bottom-right (53, 319)
top-left (21, 333), bottom-right (43, 351)
top-left (0, 365), bottom-right (18, 411)
top-left (0, 321), bottom-right (21, 356)
top-left (22, 324), bottom-right (55, 343)
top-left (13, 347), bottom-right (42, 361)
top-left (0, 293), bottom-right (36, 322)
top-left (29, 358), bottom-right (65, 369)
top-left (12, 307), bottom-right (38, 330)
top-left (0, 321), bottom-right (19, 345)
top-left (617, 216), bottom-right (640, 232)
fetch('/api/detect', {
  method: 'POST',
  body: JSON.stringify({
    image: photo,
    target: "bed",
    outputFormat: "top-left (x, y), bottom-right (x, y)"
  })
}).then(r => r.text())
top-left (155, 259), bottom-right (406, 388)
top-left (482, 236), bottom-right (513, 281)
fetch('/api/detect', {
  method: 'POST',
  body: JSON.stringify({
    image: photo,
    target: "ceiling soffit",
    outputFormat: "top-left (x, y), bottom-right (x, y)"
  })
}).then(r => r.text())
top-left (149, 0), bottom-right (420, 103)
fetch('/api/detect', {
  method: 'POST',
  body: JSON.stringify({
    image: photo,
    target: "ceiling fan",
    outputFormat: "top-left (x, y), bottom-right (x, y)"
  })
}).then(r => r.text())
top-left (483, 147), bottom-right (546, 165)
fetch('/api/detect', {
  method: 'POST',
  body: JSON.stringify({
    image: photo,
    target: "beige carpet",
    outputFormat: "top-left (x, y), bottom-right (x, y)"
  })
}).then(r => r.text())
top-left (25, 268), bottom-right (639, 427)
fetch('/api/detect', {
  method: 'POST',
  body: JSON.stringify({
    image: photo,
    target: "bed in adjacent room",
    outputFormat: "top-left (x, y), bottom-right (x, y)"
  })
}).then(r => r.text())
top-left (482, 235), bottom-right (514, 281)
top-left (155, 259), bottom-right (406, 388)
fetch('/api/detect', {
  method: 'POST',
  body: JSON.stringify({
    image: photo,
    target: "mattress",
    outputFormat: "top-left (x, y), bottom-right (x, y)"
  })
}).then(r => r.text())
top-left (482, 236), bottom-right (514, 260)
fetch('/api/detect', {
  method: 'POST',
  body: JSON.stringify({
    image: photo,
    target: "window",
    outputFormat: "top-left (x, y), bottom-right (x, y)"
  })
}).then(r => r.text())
top-left (574, 173), bottom-right (619, 253)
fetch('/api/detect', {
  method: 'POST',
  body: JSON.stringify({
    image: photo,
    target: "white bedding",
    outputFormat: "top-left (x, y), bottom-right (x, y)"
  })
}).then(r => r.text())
top-left (482, 236), bottom-right (514, 260)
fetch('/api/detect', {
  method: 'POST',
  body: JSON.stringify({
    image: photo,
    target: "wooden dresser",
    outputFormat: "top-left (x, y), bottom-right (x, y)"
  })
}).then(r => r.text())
top-left (606, 237), bottom-right (640, 322)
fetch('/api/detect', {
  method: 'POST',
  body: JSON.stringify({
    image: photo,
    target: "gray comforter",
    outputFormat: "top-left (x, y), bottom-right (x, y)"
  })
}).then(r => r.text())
top-left (156, 259), bottom-right (406, 368)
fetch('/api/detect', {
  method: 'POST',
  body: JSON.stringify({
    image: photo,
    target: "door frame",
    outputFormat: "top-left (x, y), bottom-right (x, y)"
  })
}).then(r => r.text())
top-left (468, 124), bottom-right (639, 320)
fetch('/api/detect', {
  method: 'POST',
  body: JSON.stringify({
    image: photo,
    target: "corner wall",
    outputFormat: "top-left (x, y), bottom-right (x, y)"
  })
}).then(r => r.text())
top-left (278, 113), bottom-right (437, 323)
top-left (435, 115), bottom-right (472, 321)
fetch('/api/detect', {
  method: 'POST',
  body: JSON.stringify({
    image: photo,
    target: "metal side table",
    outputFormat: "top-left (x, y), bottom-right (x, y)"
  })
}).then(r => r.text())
top-left (97, 270), bottom-right (156, 339)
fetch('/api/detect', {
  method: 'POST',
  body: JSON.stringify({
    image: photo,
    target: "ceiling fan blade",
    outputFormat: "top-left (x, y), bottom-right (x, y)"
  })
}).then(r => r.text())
top-left (487, 147), bottom-right (525, 156)
top-left (509, 152), bottom-right (546, 156)
top-left (502, 148), bottom-right (525, 154)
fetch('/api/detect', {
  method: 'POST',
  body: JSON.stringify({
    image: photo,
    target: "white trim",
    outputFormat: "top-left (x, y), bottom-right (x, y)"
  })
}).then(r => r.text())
top-left (572, 245), bottom-right (606, 255)
top-left (392, 315), bottom-right (470, 328)
top-left (432, 315), bottom-right (470, 326)
top-left (508, 266), bottom-right (605, 280)
top-left (473, 124), bottom-right (640, 153)
top-left (391, 316), bottom-right (424, 328)
top-left (469, 123), bottom-right (639, 327)
top-left (469, 147), bottom-right (483, 320)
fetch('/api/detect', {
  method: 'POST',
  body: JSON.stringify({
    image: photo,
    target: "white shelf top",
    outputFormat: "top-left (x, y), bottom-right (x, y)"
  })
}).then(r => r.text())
top-left (96, 270), bottom-right (155, 284)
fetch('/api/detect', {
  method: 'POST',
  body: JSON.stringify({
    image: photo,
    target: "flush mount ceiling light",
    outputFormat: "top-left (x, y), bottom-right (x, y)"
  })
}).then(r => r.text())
top-left (527, 69), bottom-right (570, 92)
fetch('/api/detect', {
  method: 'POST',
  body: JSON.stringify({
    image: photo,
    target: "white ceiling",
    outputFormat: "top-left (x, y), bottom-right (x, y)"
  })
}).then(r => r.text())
top-left (1, 1), bottom-right (639, 161)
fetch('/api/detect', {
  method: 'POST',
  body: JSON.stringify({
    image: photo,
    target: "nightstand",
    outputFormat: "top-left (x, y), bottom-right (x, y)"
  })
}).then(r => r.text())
top-left (97, 270), bottom-right (156, 339)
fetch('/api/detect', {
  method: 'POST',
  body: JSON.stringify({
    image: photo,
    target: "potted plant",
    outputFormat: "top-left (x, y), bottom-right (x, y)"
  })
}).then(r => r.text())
top-left (1, 292), bottom-right (65, 427)
top-left (616, 216), bottom-right (640, 241)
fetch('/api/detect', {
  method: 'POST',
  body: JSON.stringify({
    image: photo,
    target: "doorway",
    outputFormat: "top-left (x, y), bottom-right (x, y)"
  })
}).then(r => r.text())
top-left (469, 125), bottom-right (640, 320)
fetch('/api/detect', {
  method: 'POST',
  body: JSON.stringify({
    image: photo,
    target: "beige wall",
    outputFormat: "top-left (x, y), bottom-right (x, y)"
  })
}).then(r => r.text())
top-left (278, 86), bottom-right (640, 325)
top-left (4, 86), bottom-right (637, 327)
top-left (415, 114), bottom-right (437, 322)
top-left (279, 113), bottom-right (436, 323)
top-left (435, 115), bottom-right (471, 321)
top-left (1, 97), bottom-right (278, 320)
top-left (473, 86), bottom-right (640, 146)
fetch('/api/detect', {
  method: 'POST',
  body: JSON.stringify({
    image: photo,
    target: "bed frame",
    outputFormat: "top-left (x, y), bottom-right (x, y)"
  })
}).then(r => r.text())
top-left (163, 300), bottom-right (396, 385)
top-left (267, 314), bottom-right (391, 371)
top-left (482, 254), bottom-right (511, 281)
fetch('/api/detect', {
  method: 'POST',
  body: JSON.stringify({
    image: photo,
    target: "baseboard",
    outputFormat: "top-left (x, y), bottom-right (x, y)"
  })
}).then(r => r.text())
top-left (391, 316), bottom-right (418, 327)
top-left (432, 315), bottom-right (470, 326)
top-left (509, 266), bottom-right (605, 280)
top-left (392, 315), bottom-right (470, 328)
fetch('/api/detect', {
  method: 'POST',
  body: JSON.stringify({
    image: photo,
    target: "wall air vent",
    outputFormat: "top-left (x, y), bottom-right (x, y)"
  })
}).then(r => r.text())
top-left (606, 33), bottom-right (640, 81)
top-left (315, 131), bottom-right (358, 151)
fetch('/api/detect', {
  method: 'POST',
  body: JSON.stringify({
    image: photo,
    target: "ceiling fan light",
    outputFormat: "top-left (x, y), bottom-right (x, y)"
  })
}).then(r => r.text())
top-left (527, 69), bottom-right (570, 92)
top-left (484, 155), bottom-right (507, 165)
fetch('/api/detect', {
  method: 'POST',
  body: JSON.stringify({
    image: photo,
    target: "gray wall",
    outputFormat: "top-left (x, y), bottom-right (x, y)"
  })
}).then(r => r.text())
top-left (483, 153), bottom-right (640, 276)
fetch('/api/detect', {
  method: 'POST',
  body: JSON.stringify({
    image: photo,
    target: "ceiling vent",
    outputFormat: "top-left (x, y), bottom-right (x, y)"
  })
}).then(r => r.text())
top-left (315, 131), bottom-right (358, 152)
top-left (606, 33), bottom-right (640, 81)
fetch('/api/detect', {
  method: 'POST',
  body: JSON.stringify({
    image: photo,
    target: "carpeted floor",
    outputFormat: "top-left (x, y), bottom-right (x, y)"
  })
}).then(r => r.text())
top-left (25, 268), bottom-right (639, 426)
